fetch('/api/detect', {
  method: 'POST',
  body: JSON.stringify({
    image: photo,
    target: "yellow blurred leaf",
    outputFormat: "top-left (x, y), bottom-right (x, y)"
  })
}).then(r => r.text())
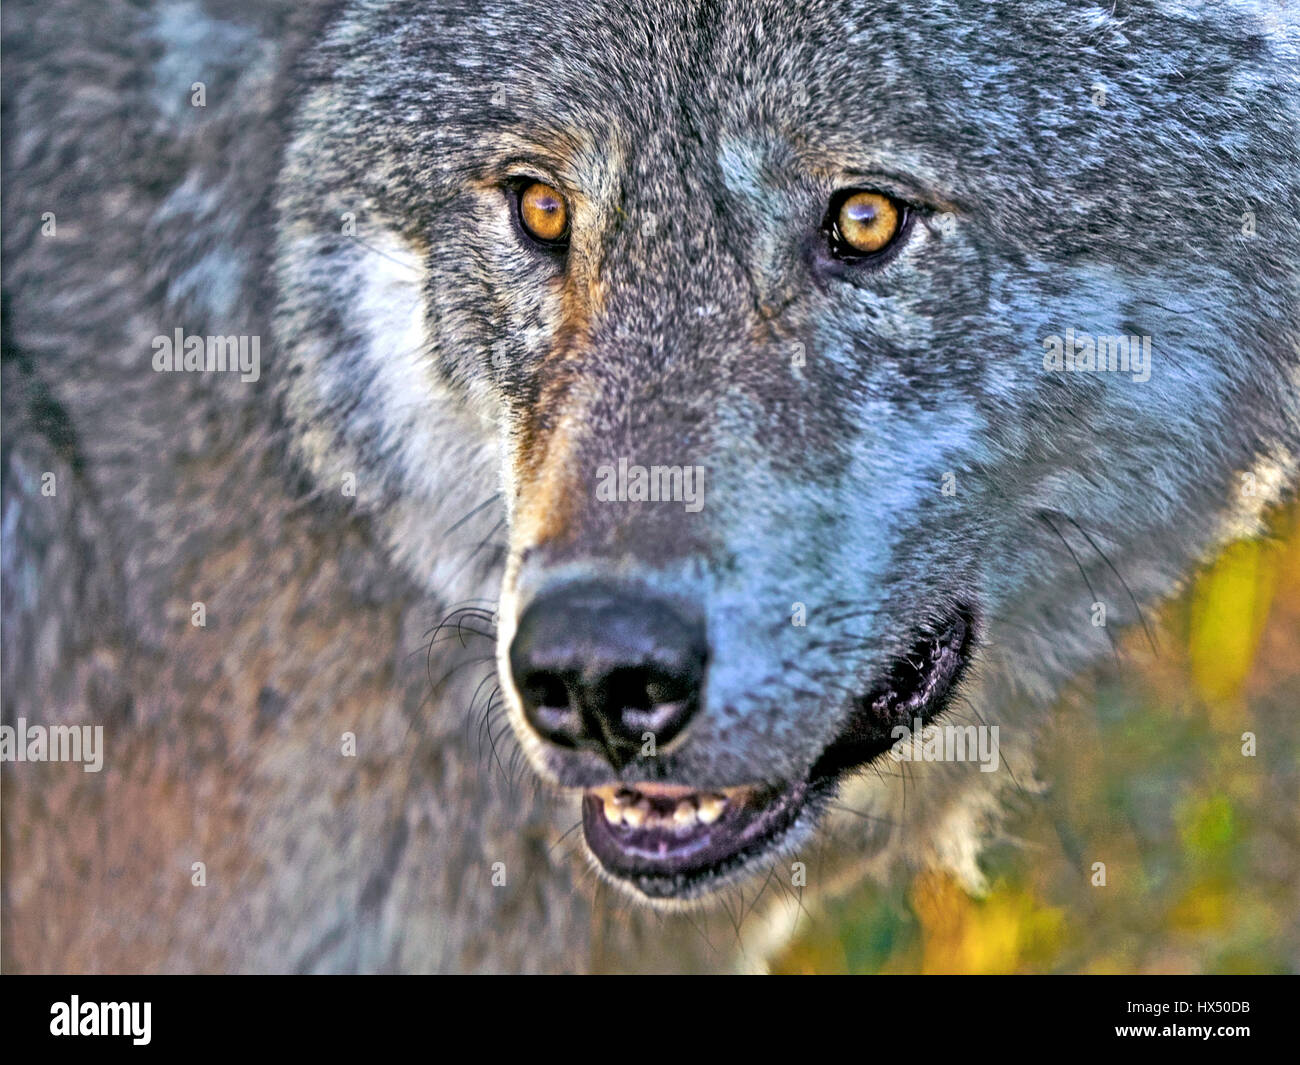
top-left (1188, 538), bottom-right (1279, 709)
top-left (1168, 882), bottom-right (1231, 933)
top-left (911, 871), bottom-right (1063, 974)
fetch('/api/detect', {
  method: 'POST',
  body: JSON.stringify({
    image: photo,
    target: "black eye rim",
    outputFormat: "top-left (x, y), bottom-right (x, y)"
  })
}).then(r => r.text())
top-left (508, 177), bottom-right (571, 250)
top-left (821, 187), bottom-right (912, 264)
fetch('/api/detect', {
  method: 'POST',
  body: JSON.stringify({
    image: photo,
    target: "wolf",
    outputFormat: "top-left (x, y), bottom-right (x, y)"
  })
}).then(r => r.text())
top-left (2, 0), bottom-right (1297, 973)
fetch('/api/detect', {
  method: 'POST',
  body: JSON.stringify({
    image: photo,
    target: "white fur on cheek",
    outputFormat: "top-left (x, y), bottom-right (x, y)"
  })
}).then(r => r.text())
top-left (342, 231), bottom-right (506, 603)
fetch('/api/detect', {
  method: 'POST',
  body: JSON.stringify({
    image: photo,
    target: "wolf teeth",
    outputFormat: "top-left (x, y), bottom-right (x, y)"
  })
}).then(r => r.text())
top-left (697, 795), bottom-right (725, 823)
top-left (600, 790), bottom-right (728, 828)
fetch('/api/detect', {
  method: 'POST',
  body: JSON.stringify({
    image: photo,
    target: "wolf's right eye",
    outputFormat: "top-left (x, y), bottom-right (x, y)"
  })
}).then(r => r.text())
top-left (517, 181), bottom-right (570, 247)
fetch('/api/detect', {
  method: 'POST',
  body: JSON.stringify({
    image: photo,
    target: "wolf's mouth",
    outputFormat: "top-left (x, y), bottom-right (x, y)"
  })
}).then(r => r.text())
top-left (581, 607), bottom-right (975, 899)
top-left (582, 780), bottom-right (817, 898)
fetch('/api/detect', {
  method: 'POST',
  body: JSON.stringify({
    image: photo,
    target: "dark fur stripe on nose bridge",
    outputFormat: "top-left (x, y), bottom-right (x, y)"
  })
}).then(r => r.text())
top-left (508, 255), bottom-right (608, 551)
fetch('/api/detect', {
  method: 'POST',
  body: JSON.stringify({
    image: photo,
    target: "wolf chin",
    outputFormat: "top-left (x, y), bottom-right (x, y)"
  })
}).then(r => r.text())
top-left (2, 0), bottom-right (1297, 972)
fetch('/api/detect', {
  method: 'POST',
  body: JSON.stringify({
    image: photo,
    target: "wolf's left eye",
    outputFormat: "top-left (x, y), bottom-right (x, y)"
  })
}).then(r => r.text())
top-left (824, 189), bottom-right (905, 260)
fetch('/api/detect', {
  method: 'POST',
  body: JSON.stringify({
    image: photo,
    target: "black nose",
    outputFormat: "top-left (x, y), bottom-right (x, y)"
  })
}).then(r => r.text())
top-left (509, 581), bottom-right (706, 768)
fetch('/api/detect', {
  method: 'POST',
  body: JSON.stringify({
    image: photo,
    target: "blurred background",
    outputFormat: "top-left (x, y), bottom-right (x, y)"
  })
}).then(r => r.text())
top-left (776, 501), bottom-right (1300, 974)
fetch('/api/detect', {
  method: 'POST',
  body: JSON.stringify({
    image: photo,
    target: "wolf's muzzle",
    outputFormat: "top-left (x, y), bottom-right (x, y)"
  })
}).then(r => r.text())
top-left (508, 580), bottom-right (707, 768)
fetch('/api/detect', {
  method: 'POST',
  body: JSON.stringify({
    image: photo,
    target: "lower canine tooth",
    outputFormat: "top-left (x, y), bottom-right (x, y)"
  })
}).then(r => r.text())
top-left (673, 801), bottom-right (697, 826)
top-left (623, 802), bottom-right (648, 828)
top-left (697, 796), bottom-right (725, 824)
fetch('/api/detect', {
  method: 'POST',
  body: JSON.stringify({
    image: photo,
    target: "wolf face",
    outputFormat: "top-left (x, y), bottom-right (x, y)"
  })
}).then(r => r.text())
top-left (276, 0), bottom-right (1299, 903)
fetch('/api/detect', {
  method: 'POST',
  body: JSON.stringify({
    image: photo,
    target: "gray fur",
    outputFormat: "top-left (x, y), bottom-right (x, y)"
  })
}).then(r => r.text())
top-left (3, 0), bottom-right (1297, 971)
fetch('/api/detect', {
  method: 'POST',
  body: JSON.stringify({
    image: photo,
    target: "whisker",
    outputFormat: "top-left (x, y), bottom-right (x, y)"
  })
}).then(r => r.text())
top-left (1037, 510), bottom-right (1122, 669)
top-left (1056, 510), bottom-right (1159, 656)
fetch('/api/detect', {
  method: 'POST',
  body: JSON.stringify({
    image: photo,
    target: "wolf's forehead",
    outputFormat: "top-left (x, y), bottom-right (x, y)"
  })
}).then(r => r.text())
top-left (378, 1), bottom-right (1135, 184)
top-left (380, 0), bottom-right (1288, 129)
top-left (327, 0), bottom-right (1296, 268)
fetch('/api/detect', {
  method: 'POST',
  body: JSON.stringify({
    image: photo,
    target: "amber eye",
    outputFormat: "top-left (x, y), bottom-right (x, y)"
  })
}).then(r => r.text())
top-left (825, 189), bottom-right (904, 259)
top-left (517, 181), bottom-right (569, 245)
